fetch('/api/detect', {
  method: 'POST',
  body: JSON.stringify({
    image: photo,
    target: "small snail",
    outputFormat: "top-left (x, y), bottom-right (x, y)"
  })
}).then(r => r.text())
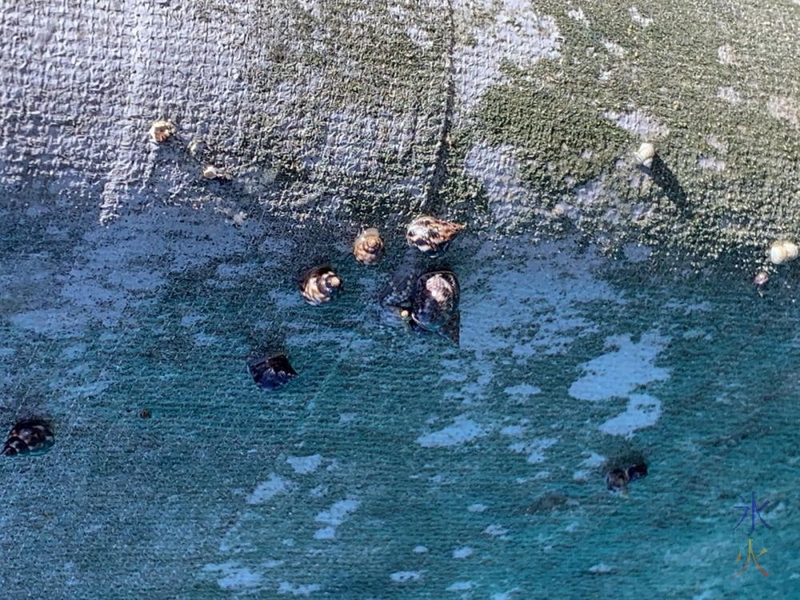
top-left (606, 461), bottom-right (648, 493)
top-left (634, 142), bottom-right (656, 168)
top-left (353, 228), bottom-right (385, 265)
top-left (149, 120), bottom-right (176, 144)
top-left (248, 355), bottom-right (298, 390)
top-left (2, 420), bottom-right (55, 457)
top-left (300, 266), bottom-right (342, 305)
top-left (406, 216), bottom-right (465, 257)
top-left (769, 240), bottom-right (798, 265)
top-left (408, 270), bottom-right (461, 345)
top-left (753, 270), bottom-right (769, 294)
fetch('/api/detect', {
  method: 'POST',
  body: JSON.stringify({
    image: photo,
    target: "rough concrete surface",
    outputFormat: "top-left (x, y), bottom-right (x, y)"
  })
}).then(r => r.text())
top-left (1, 0), bottom-right (799, 598)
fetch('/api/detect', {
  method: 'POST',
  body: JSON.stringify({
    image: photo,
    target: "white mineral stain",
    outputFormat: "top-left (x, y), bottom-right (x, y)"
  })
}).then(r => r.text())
top-left (509, 437), bottom-right (558, 464)
top-left (447, 581), bottom-right (475, 591)
top-left (247, 473), bottom-right (292, 504)
top-left (503, 383), bottom-right (542, 397)
top-left (287, 454), bottom-right (323, 474)
top-left (278, 582), bottom-right (322, 596)
top-left (603, 109), bottom-right (669, 138)
top-left (416, 417), bottom-right (487, 448)
top-left (313, 499), bottom-right (360, 539)
top-left (203, 562), bottom-right (263, 590)
top-left (599, 393), bottom-right (662, 438)
top-left (454, 0), bottom-right (561, 113)
top-left (568, 331), bottom-right (670, 401)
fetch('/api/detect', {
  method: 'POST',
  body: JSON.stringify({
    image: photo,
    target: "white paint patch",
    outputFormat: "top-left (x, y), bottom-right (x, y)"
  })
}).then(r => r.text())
top-left (460, 240), bottom-right (622, 360)
top-left (391, 571), bottom-right (423, 582)
top-left (602, 40), bottom-right (627, 58)
top-left (503, 383), bottom-right (542, 397)
top-left (447, 581), bottom-right (475, 591)
top-left (767, 96), bottom-right (800, 130)
top-left (698, 157), bottom-right (726, 171)
top-left (416, 417), bottom-right (486, 448)
top-left (247, 473), bottom-right (292, 504)
top-left (509, 437), bottom-right (558, 464)
top-left (603, 110), bottom-right (669, 139)
top-left (464, 143), bottom-right (542, 228)
top-left (287, 454), bottom-right (323, 474)
top-left (599, 393), bottom-right (662, 437)
top-left (628, 7), bottom-right (652, 27)
top-left (278, 582), bottom-right (322, 596)
top-left (717, 86), bottom-right (742, 104)
top-left (717, 44), bottom-right (737, 65)
top-left (500, 425), bottom-right (525, 437)
top-left (203, 562), bottom-right (263, 590)
top-left (313, 499), bottom-right (360, 539)
top-left (484, 524), bottom-right (509, 536)
top-left (468, 503), bottom-right (488, 513)
top-left (589, 563), bottom-right (614, 574)
top-left (454, 1), bottom-right (561, 112)
top-left (567, 7), bottom-right (589, 25)
top-left (453, 546), bottom-right (474, 559)
top-left (568, 331), bottom-right (670, 401)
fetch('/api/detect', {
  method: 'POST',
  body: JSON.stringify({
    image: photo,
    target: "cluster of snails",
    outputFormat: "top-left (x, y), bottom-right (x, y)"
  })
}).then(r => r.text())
top-left (253, 216), bottom-right (465, 391)
top-left (2, 419), bottom-right (55, 458)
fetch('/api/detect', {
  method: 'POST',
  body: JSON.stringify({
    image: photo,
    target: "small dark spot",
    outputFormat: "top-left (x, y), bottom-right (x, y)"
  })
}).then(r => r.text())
top-left (139, 410), bottom-right (152, 419)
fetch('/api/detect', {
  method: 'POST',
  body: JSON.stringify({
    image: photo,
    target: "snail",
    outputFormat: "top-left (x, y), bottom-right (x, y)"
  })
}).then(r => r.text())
top-left (380, 261), bottom-right (461, 345)
top-left (353, 228), bottom-right (385, 265)
top-left (248, 355), bottom-right (298, 390)
top-left (605, 461), bottom-right (648, 493)
top-left (2, 420), bottom-right (55, 457)
top-left (149, 119), bottom-right (176, 144)
top-left (406, 216), bottom-right (465, 257)
top-left (634, 142), bottom-right (656, 168)
top-left (769, 240), bottom-right (798, 265)
top-left (300, 266), bottom-right (342, 305)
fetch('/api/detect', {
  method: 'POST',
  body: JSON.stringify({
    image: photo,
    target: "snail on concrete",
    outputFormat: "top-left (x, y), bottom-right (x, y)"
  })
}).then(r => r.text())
top-left (300, 266), bottom-right (342, 305)
top-left (406, 216), bottom-right (464, 257)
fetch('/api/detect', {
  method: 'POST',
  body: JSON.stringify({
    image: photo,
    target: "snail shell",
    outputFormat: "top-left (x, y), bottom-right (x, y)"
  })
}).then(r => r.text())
top-left (149, 120), bottom-right (176, 144)
top-left (406, 216), bottom-right (465, 257)
top-left (353, 228), bottom-right (385, 265)
top-left (249, 355), bottom-right (298, 390)
top-left (769, 240), bottom-right (798, 265)
top-left (410, 270), bottom-right (460, 345)
top-left (634, 142), bottom-right (656, 168)
top-left (300, 266), bottom-right (343, 305)
top-left (605, 468), bottom-right (629, 492)
top-left (2, 420), bottom-right (55, 457)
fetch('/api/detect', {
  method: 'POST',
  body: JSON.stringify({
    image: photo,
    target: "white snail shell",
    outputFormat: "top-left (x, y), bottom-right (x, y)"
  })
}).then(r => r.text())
top-left (769, 240), bottom-right (798, 265)
top-left (635, 142), bottom-right (656, 168)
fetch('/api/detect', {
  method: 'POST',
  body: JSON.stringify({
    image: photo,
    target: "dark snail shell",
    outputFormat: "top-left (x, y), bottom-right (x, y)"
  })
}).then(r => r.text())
top-left (406, 216), bottom-right (465, 257)
top-left (353, 228), bottom-right (385, 265)
top-left (2, 420), bottom-right (55, 457)
top-left (605, 468), bottom-right (629, 492)
top-left (300, 266), bottom-right (342, 305)
top-left (409, 270), bottom-right (460, 345)
top-left (249, 355), bottom-right (298, 390)
top-left (606, 461), bottom-right (648, 492)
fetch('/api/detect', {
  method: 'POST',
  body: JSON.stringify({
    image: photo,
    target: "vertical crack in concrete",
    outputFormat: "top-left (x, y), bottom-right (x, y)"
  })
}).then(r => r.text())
top-left (422, 0), bottom-right (455, 211)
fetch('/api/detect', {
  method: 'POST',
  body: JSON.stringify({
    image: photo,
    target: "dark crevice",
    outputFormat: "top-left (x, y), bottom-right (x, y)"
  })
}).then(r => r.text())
top-left (422, 0), bottom-right (456, 211)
